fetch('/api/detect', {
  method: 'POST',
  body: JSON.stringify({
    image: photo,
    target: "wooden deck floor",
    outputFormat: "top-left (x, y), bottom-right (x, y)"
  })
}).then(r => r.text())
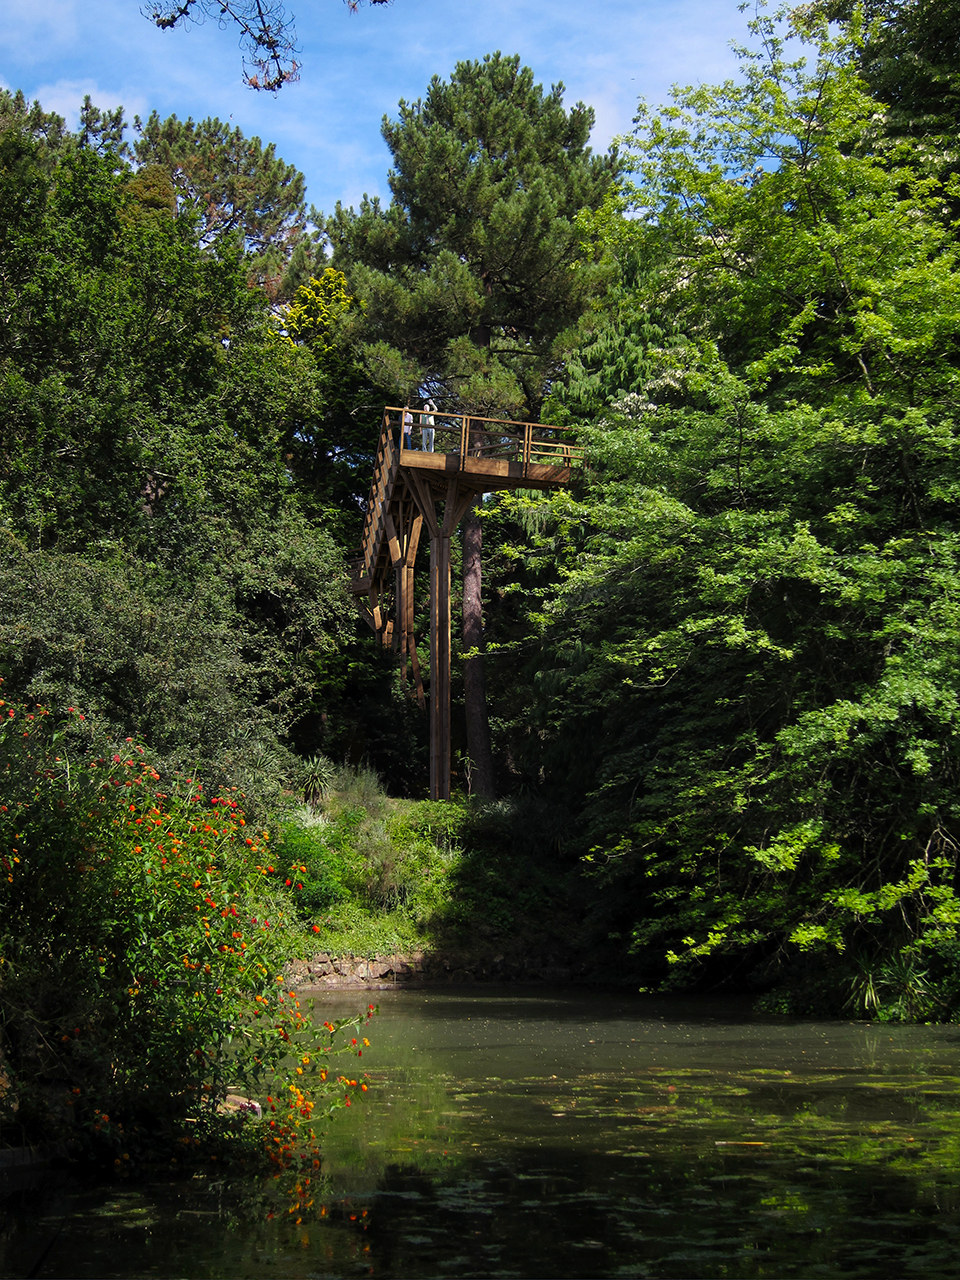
top-left (398, 447), bottom-right (576, 492)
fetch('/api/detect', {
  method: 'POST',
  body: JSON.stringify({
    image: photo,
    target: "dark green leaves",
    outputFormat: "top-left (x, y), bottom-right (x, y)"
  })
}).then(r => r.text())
top-left (326, 52), bottom-right (619, 416)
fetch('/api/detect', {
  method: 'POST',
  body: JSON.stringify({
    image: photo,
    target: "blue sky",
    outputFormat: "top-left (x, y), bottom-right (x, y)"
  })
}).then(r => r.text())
top-left (2, 0), bottom-right (750, 217)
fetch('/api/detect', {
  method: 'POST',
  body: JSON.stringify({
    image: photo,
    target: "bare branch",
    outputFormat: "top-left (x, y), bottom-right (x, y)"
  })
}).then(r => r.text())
top-left (142, 0), bottom-right (392, 92)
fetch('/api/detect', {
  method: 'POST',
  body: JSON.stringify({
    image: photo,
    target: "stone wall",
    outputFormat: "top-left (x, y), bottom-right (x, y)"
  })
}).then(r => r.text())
top-left (287, 946), bottom-right (587, 990)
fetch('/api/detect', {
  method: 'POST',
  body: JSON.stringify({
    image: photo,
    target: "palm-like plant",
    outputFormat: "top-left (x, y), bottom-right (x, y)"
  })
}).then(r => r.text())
top-left (303, 754), bottom-right (337, 812)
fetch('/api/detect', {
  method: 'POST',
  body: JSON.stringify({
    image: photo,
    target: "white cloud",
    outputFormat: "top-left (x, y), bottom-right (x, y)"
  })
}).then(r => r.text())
top-left (29, 78), bottom-right (148, 128)
top-left (1, 0), bottom-right (760, 212)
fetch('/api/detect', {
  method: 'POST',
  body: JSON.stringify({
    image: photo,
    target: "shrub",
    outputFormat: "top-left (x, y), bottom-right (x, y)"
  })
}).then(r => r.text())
top-left (275, 786), bottom-right (464, 935)
top-left (0, 685), bottom-right (372, 1164)
top-left (302, 754), bottom-right (337, 811)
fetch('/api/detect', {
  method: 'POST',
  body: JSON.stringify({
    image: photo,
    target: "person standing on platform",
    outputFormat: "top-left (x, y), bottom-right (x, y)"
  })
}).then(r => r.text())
top-left (421, 400), bottom-right (436, 452)
top-left (402, 404), bottom-right (414, 450)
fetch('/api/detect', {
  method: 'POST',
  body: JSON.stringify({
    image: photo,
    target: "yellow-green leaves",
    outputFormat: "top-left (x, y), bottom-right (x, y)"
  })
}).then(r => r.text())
top-left (282, 268), bottom-right (358, 354)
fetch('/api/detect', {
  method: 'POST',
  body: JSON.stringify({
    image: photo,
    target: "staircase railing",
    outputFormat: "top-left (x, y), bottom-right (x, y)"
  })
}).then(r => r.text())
top-left (356, 412), bottom-right (400, 587)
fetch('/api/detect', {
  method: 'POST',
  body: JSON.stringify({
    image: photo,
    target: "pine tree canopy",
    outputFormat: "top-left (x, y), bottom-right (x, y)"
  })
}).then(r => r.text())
top-left (325, 52), bottom-right (621, 416)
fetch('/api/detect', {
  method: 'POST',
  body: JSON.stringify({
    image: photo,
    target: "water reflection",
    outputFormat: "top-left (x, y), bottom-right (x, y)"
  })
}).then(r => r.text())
top-left (5, 988), bottom-right (960, 1278)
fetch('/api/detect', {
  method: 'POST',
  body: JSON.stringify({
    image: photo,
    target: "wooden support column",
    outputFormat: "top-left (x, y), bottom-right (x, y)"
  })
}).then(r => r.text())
top-left (429, 525), bottom-right (451, 801)
top-left (407, 566), bottom-right (425, 710)
top-left (403, 515), bottom-right (424, 709)
top-left (393, 506), bottom-right (423, 706)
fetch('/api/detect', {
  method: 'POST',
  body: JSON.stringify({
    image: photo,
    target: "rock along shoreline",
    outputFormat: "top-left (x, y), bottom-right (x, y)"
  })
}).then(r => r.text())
top-left (287, 947), bottom-right (599, 991)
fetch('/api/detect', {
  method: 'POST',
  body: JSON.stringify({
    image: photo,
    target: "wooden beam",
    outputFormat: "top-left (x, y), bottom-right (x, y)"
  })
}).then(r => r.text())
top-left (405, 512), bottom-right (423, 566)
top-left (404, 510), bottom-right (426, 709)
top-left (384, 511), bottom-right (402, 570)
top-left (429, 531), bottom-right (451, 801)
top-left (394, 559), bottom-right (403, 658)
top-left (394, 508), bottom-right (424, 692)
top-left (399, 452), bottom-right (575, 487)
top-left (404, 471), bottom-right (439, 539)
top-left (398, 559), bottom-right (410, 688)
top-left (441, 478), bottom-right (462, 537)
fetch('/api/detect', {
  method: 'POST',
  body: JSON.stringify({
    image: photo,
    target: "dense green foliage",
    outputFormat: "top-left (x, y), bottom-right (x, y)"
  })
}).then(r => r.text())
top-left (7, 5), bottom-right (960, 1168)
top-left (132, 110), bottom-right (320, 297)
top-left (476, 5), bottom-right (960, 1014)
top-left (270, 767), bottom-right (586, 969)
top-left (805, 0), bottom-right (960, 155)
top-left (0, 120), bottom-right (357, 792)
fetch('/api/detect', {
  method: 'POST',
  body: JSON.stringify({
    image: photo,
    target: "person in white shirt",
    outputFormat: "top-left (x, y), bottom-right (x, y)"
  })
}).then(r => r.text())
top-left (421, 400), bottom-right (436, 452)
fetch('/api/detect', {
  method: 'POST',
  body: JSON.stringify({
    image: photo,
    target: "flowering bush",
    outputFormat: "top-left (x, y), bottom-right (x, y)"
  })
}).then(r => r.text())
top-left (0, 685), bottom-right (372, 1164)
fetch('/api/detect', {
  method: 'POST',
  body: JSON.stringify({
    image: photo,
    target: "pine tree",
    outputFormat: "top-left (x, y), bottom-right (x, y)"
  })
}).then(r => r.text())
top-left (326, 52), bottom-right (618, 416)
top-left (325, 52), bottom-right (619, 797)
top-left (0, 88), bottom-right (68, 161)
top-left (133, 111), bottom-right (316, 297)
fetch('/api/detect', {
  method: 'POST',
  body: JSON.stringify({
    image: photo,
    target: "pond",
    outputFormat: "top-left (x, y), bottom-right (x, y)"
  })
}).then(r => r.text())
top-left (4, 987), bottom-right (960, 1278)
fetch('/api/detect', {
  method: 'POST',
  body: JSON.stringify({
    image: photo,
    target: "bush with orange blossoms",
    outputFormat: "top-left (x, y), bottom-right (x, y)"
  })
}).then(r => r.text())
top-left (0, 685), bottom-right (374, 1166)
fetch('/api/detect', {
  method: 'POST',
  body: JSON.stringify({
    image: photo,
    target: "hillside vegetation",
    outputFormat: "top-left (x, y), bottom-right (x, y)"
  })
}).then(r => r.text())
top-left (5, 0), bottom-right (960, 1160)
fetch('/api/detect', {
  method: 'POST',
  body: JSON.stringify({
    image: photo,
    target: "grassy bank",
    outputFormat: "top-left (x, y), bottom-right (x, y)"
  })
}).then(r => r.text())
top-left (275, 763), bottom-right (596, 979)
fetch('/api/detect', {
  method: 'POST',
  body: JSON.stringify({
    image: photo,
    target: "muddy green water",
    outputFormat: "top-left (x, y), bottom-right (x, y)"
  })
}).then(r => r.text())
top-left (5, 988), bottom-right (960, 1278)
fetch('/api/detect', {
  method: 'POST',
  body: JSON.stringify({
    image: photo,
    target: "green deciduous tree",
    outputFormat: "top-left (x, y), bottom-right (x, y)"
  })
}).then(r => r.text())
top-left (490, 7), bottom-right (960, 1010)
top-left (797, 0), bottom-right (960, 156)
top-left (280, 268), bottom-right (377, 521)
top-left (0, 127), bottom-right (349, 799)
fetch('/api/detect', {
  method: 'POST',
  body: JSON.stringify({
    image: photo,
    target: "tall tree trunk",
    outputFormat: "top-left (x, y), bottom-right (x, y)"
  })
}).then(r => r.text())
top-left (462, 507), bottom-right (496, 798)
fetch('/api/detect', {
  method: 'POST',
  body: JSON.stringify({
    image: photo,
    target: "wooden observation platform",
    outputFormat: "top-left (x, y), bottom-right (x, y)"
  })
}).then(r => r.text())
top-left (350, 406), bottom-right (583, 799)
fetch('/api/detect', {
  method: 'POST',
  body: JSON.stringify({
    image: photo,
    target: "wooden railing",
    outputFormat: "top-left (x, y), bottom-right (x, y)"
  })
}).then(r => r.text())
top-left (382, 406), bottom-right (583, 468)
top-left (355, 417), bottom-right (399, 588)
